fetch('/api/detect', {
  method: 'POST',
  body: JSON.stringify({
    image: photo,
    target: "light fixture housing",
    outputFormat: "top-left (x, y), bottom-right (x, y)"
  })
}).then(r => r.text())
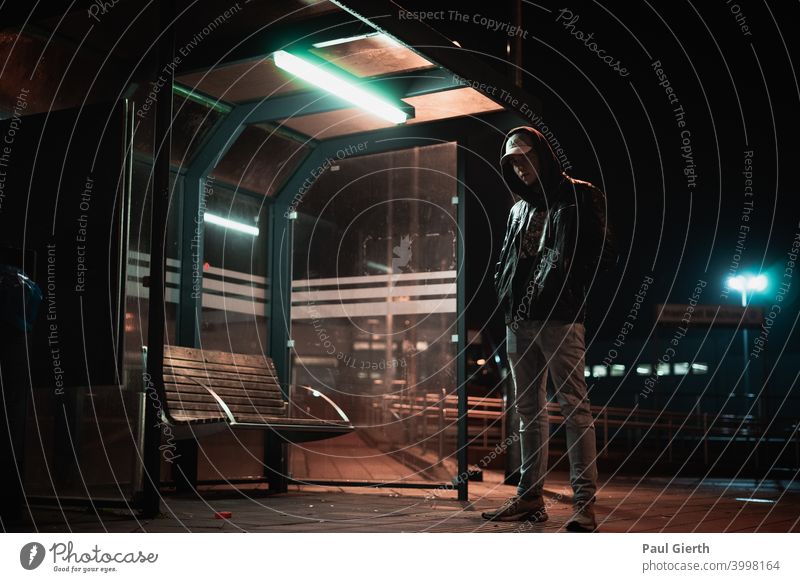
top-left (273, 50), bottom-right (410, 124)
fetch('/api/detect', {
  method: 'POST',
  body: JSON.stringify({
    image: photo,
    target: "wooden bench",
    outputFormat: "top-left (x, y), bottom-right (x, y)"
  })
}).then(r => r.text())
top-left (151, 345), bottom-right (353, 442)
top-left (145, 345), bottom-right (353, 490)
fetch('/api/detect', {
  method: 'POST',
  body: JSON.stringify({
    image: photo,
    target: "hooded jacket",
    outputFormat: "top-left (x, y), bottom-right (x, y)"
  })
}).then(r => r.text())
top-left (494, 126), bottom-right (618, 325)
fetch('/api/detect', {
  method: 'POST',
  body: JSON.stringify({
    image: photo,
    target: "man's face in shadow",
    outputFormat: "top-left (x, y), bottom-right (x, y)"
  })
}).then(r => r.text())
top-left (509, 150), bottom-right (541, 187)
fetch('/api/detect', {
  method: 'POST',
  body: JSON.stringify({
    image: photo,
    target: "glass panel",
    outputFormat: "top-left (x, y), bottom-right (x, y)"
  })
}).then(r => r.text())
top-left (200, 182), bottom-right (269, 354)
top-left (657, 362), bottom-right (671, 376)
top-left (290, 142), bottom-right (458, 484)
top-left (127, 161), bottom-right (181, 347)
top-left (171, 97), bottom-right (223, 169)
top-left (131, 88), bottom-right (222, 165)
top-left (592, 365), bottom-right (607, 378)
top-left (674, 362), bottom-right (690, 375)
top-left (210, 125), bottom-right (309, 197)
top-left (126, 161), bottom-right (183, 489)
top-left (636, 363), bottom-right (653, 376)
top-left (23, 385), bottom-right (142, 499)
top-left (692, 362), bottom-right (709, 374)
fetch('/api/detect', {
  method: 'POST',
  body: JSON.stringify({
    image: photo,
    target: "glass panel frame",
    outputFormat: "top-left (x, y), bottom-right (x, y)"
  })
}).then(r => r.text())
top-left (288, 141), bottom-right (461, 486)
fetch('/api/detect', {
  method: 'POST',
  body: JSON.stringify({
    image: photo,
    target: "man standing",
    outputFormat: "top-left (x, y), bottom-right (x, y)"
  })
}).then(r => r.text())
top-left (481, 127), bottom-right (618, 532)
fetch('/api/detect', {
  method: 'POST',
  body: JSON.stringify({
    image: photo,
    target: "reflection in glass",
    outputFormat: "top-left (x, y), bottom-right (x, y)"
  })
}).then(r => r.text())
top-left (290, 142), bottom-right (458, 484)
top-left (200, 182), bottom-right (269, 355)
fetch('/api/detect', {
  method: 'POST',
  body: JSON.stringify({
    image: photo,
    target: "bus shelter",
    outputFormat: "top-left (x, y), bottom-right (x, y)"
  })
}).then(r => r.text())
top-left (1, 0), bottom-right (544, 519)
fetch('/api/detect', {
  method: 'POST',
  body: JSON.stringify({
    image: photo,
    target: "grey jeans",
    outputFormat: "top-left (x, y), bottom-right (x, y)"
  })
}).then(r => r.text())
top-left (506, 320), bottom-right (598, 503)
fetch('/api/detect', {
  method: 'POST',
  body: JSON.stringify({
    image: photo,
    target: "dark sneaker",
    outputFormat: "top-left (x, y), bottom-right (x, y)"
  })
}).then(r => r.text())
top-left (565, 500), bottom-right (597, 532)
top-left (481, 495), bottom-right (548, 522)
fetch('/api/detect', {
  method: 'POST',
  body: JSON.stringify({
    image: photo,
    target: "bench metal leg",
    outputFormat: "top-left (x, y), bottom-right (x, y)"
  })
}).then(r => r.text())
top-left (173, 440), bottom-right (198, 493)
top-left (265, 436), bottom-right (287, 493)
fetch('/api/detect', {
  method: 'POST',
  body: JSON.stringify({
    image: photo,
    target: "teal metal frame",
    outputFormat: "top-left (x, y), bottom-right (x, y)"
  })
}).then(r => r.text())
top-left (155, 0), bottom-right (543, 503)
top-left (169, 87), bottom-right (528, 498)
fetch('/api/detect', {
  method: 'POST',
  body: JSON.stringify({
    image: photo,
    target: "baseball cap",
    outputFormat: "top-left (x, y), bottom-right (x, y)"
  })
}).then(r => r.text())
top-left (500, 131), bottom-right (534, 164)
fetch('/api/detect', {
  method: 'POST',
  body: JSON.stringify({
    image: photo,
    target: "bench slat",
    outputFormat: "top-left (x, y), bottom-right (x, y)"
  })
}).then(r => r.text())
top-left (164, 366), bottom-right (277, 384)
top-left (172, 410), bottom-right (228, 420)
top-left (233, 414), bottom-right (346, 426)
top-left (165, 359), bottom-right (273, 375)
top-left (164, 375), bottom-right (283, 396)
top-left (167, 400), bottom-right (287, 416)
top-left (164, 358), bottom-right (274, 377)
top-left (165, 346), bottom-right (271, 368)
top-left (166, 390), bottom-right (286, 407)
top-left (165, 390), bottom-right (287, 409)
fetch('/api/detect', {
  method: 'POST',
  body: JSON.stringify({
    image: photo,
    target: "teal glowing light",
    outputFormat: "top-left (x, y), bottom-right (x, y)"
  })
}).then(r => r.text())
top-left (273, 50), bottom-right (408, 124)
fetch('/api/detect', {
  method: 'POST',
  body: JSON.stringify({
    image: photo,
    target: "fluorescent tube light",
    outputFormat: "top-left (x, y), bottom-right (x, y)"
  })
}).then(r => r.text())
top-left (273, 50), bottom-right (408, 124)
top-left (204, 212), bottom-right (259, 236)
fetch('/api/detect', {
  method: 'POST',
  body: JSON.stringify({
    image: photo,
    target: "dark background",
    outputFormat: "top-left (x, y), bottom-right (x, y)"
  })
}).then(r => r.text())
top-left (399, 1), bottom-right (799, 355)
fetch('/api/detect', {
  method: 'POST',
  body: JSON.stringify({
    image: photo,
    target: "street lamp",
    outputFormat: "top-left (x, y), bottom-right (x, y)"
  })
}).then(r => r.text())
top-left (725, 273), bottom-right (768, 402)
top-left (726, 274), bottom-right (768, 307)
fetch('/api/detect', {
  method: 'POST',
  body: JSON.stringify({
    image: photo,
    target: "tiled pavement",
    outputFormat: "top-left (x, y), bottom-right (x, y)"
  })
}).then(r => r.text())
top-left (7, 470), bottom-right (799, 533)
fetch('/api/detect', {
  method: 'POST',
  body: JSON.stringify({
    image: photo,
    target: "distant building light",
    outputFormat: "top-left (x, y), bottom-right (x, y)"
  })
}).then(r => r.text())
top-left (692, 362), bottom-right (708, 374)
top-left (636, 364), bottom-right (652, 376)
top-left (352, 341), bottom-right (385, 350)
top-left (476, 358), bottom-right (486, 366)
top-left (584, 366), bottom-right (591, 377)
top-left (735, 497), bottom-right (775, 504)
top-left (610, 364), bottom-right (625, 377)
top-left (656, 362), bottom-right (670, 376)
top-left (592, 365), bottom-right (607, 378)
top-left (416, 341), bottom-right (428, 351)
top-left (726, 274), bottom-right (768, 292)
top-left (674, 362), bottom-right (690, 375)
top-left (726, 273), bottom-right (768, 306)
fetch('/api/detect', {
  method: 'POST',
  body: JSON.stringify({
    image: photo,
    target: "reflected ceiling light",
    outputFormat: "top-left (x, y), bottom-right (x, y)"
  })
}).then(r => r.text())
top-left (312, 32), bottom-right (383, 48)
top-left (273, 50), bottom-right (408, 124)
top-left (204, 212), bottom-right (259, 236)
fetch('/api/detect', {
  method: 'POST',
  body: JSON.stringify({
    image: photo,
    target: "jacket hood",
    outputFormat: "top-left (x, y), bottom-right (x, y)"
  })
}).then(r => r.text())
top-left (500, 126), bottom-right (565, 205)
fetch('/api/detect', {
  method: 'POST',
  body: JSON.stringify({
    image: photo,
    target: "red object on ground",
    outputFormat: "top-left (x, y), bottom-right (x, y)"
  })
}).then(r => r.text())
top-left (213, 511), bottom-right (232, 519)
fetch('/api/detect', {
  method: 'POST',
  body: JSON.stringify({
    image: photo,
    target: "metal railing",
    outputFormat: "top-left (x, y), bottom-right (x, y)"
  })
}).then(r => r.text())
top-left (379, 394), bottom-right (800, 467)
